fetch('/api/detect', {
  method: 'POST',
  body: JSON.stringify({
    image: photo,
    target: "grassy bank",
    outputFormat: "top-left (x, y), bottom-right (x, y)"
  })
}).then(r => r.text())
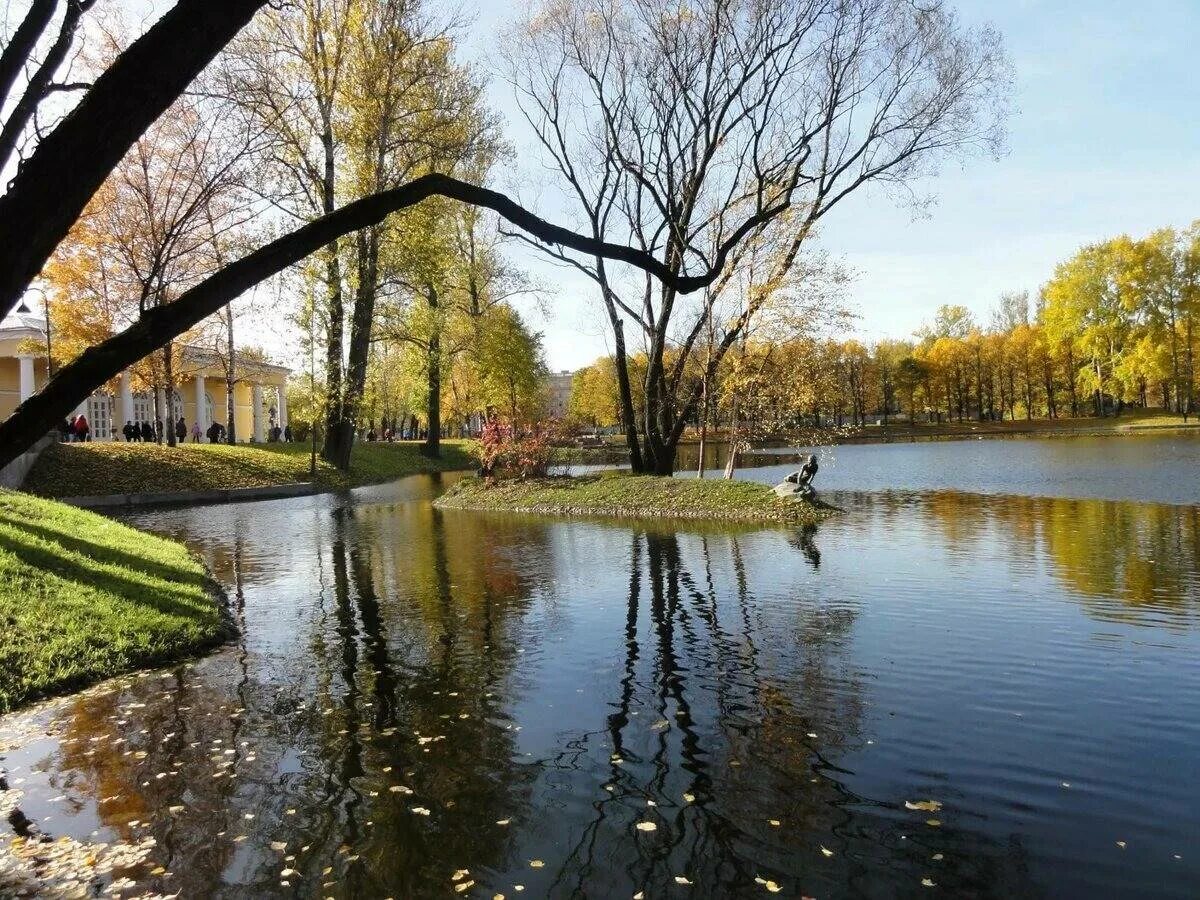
top-left (24, 440), bottom-right (474, 499)
top-left (0, 491), bottom-right (226, 712)
top-left (435, 472), bottom-right (828, 524)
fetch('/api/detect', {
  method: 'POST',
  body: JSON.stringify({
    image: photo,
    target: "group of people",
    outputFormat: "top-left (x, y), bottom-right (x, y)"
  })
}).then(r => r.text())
top-left (121, 420), bottom-right (163, 442)
top-left (117, 416), bottom-right (223, 443)
top-left (60, 414), bottom-right (91, 442)
top-left (267, 424), bottom-right (292, 443)
top-left (61, 412), bottom-right (293, 445)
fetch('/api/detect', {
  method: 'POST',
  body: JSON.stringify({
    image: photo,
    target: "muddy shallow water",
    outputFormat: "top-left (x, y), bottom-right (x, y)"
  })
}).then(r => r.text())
top-left (2, 437), bottom-right (1199, 898)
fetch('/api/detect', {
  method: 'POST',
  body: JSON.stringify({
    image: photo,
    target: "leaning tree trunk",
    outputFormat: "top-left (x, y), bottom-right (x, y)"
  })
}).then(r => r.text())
top-left (0, 173), bottom-right (721, 471)
top-left (607, 315), bottom-right (644, 473)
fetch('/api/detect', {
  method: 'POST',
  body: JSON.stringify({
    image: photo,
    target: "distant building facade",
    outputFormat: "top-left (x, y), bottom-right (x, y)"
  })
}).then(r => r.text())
top-left (545, 370), bottom-right (574, 419)
top-left (0, 301), bottom-right (290, 441)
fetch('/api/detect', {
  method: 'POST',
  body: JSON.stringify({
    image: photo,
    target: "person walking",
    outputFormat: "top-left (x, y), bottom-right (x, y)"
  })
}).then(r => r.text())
top-left (192, 421), bottom-right (202, 443)
top-left (140, 421), bottom-right (154, 443)
top-left (74, 413), bottom-right (90, 442)
top-left (283, 424), bottom-right (293, 442)
top-left (175, 416), bottom-right (187, 443)
top-left (123, 420), bottom-right (136, 442)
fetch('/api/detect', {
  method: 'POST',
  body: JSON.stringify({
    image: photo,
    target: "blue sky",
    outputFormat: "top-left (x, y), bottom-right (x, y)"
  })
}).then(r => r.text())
top-left (463, 0), bottom-right (1200, 370)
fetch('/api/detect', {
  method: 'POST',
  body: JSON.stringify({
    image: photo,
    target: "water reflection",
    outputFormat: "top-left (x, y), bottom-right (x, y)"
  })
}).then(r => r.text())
top-left (1, 484), bottom-right (1198, 897)
top-left (890, 492), bottom-right (1200, 626)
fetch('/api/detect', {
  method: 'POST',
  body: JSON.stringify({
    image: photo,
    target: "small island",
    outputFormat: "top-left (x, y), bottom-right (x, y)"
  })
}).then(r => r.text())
top-left (434, 472), bottom-right (830, 525)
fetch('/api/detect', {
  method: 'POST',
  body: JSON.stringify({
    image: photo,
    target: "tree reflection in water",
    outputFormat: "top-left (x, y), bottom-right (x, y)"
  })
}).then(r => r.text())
top-left (10, 483), bottom-right (1199, 896)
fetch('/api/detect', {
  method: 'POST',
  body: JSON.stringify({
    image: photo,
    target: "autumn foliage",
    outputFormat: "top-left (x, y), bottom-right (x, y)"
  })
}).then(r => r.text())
top-left (474, 418), bottom-right (559, 480)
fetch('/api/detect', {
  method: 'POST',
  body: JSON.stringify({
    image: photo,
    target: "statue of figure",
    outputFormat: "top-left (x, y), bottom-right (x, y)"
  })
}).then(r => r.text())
top-left (774, 454), bottom-right (819, 500)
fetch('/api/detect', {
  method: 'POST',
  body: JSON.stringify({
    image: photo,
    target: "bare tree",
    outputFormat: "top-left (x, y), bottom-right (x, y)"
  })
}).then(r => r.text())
top-left (507, 0), bottom-right (1010, 473)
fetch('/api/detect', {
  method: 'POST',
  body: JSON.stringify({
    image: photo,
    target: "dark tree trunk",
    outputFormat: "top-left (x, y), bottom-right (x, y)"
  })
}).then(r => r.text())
top-left (0, 0), bottom-right (267, 319)
top-left (0, 0), bottom-right (58, 113)
top-left (326, 228), bottom-right (380, 471)
top-left (422, 284), bottom-right (441, 459)
top-left (0, 0), bottom-right (98, 175)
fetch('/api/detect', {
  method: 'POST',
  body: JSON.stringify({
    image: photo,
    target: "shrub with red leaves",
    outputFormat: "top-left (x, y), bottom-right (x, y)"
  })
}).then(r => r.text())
top-left (475, 418), bottom-right (559, 479)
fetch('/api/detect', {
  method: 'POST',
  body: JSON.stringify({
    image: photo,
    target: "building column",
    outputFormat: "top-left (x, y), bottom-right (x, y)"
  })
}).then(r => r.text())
top-left (157, 387), bottom-right (167, 420)
top-left (119, 371), bottom-right (134, 431)
top-left (194, 375), bottom-right (206, 431)
top-left (252, 383), bottom-right (265, 442)
top-left (17, 355), bottom-right (35, 402)
top-left (276, 384), bottom-right (288, 429)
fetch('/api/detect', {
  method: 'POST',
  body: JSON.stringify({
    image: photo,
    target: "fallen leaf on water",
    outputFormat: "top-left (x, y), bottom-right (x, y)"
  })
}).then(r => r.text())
top-left (636, 822), bottom-right (657, 832)
top-left (455, 881), bottom-right (475, 893)
top-left (932, 853), bottom-right (944, 861)
top-left (634, 893), bottom-right (644, 899)
top-left (926, 819), bottom-right (941, 827)
top-left (411, 807), bottom-right (432, 816)
top-left (764, 881), bottom-right (782, 893)
top-left (270, 841), bottom-right (288, 851)
top-left (452, 870), bottom-right (470, 882)
top-left (496, 818), bottom-right (511, 826)
top-left (922, 877), bottom-right (936, 887)
top-left (529, 860), bottom-right (545, 868)
top-left (674, 875), bottom-right (692, 885)
top-left (683, 793), bottom-right (695, 803)
top-left (905, 800), bottom-right (942, 813)
top-left (168, 805), bottom-right (184, 815)
top-left (769, 819), bottom-right (781, 827)
top-left (1116, 841), bottom-right (1126, 849)
top-left (820, 846), bottom-right (834, 857)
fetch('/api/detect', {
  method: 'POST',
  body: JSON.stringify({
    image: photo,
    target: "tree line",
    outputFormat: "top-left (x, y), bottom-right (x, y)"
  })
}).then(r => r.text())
top-left (569, 222), bottom-right (1200, 433)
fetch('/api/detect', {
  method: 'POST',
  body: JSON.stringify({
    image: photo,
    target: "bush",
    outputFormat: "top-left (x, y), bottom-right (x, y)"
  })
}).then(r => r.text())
top-left (475, 418), bottom-right (559, 479)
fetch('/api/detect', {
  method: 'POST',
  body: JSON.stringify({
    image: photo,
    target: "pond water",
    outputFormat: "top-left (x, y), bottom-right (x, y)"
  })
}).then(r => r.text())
top-left (1, 435), bottom-right (1199, 898)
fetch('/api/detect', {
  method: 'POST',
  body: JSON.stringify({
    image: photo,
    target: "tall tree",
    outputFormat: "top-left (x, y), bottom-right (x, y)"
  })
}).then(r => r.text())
top-left (509, 0), bottom-right (1010, 473)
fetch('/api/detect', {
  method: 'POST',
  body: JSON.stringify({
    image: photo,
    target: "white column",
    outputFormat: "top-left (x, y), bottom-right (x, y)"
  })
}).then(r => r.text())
top-left (252, 383), bottom-right (265, 442)
top-left (119, 371), bottom-right (134, 431)
top-left (194, 375), bottom-right (206, 431)
top-left (276, 384), bottom-right (288, 429)
top-left (17, 355), bottom-right (35, 402)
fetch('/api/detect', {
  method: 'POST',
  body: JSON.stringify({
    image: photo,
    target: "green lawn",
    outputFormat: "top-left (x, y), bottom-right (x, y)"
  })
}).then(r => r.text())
top-left (0, 490), bottom-right (227, 712)
top-left (23, 439), bottom-right (474, 499)
top-left (435, 472), bottom-right (828, 524)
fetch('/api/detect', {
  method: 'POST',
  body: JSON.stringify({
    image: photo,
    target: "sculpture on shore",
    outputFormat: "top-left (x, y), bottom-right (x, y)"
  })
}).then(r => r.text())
top-left (774, 454), bottom-right (819, 501)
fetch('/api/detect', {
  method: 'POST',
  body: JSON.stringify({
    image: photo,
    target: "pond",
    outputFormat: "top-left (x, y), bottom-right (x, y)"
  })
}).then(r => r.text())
top-left (1, 434), bottom-right (1198, 898)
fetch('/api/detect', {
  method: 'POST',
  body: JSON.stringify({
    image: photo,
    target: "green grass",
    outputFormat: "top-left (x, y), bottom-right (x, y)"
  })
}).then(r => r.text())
top-left (434, 472), bottom-right (829, 524)
top-left (23, 440), bottom-right (474, 499)
top-left (0, 490), bottom-right (227, 712)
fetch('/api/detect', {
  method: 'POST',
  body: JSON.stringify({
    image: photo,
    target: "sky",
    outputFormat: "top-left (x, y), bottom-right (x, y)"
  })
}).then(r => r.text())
top-left (460, 0), bottom-right (1200, 372)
